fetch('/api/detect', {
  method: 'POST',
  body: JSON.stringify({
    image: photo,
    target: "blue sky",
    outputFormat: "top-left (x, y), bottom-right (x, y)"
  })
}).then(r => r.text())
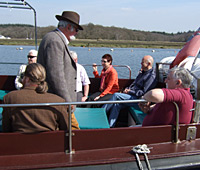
top-left (0, 0), bottom-right (200, 33)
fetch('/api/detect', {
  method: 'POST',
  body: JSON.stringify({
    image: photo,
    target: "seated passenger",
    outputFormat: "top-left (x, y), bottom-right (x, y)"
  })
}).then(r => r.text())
top-left (86, 54), bottom-right (119, 108)
top-left (103, 55), bottom-right (157, 127)
top-left (2, 63), bottom-right (79, 133)
top-left (15, 49), bottom-right (38, 90)
top-left (139, 67), bottom-right (193, 126)
top-left (70, 51), bottom-right (90, 102)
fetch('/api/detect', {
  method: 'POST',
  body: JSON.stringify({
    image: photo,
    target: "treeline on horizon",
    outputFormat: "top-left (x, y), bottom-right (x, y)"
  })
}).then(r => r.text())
top-left (0, 23), bottom-right (194, 42)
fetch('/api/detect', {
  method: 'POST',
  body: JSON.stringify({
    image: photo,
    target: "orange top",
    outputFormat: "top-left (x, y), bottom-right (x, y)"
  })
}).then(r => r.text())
top-left (93, 67), bottom-right (119, 97)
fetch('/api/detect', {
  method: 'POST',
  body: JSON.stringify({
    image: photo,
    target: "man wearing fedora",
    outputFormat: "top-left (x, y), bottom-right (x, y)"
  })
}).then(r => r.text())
top-left (38, 11), bottom-right (83, 106)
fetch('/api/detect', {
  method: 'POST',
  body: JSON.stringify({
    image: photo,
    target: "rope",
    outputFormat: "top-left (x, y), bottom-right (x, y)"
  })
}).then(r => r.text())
top-left (132, 144), bottom-right (152, 170)
top-left (132, 144), bottom-right (150, 154)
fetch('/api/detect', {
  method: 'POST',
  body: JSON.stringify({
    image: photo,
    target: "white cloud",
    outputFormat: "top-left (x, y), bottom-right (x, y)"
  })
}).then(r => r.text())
top-left (121, 7), bottom-right (133, 12)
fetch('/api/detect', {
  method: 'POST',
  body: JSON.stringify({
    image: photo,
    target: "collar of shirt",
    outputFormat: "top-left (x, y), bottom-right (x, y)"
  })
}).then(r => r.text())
top-left (56, 28), bottom-right (69, 45)
top-left (141, 68), bottom-right (153, 74)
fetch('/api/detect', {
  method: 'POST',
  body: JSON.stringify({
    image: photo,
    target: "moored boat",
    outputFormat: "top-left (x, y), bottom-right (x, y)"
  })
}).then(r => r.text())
top-left (0, 72), bottom-right (199, 170)
top-left (1, 1), bottom-right (200, 169)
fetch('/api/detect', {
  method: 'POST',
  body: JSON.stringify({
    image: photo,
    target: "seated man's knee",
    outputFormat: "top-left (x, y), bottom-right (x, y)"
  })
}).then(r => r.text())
top-left (113, 93), bottom-right (121, 99)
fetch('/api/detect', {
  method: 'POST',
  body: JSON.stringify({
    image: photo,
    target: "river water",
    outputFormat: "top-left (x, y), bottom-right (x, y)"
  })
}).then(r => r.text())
top-left (0, 45), bottom-right (179, 78)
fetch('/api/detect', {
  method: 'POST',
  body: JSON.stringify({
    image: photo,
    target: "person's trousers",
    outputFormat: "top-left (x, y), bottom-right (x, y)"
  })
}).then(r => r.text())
top-left (102, 92), bottom-right (138, 127)
top-left (86, 92), bottom-right (113, 108)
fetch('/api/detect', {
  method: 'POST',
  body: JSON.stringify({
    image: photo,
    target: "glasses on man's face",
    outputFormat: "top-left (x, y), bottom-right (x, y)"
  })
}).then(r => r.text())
top-left (72, 25), bottom-right (79, 32)
top-left (101, 60), bottom-right (108, 63)
top-left (27, 55), bottom-right (36, 59)
top-left (75, 27), bottom-right (79, 32)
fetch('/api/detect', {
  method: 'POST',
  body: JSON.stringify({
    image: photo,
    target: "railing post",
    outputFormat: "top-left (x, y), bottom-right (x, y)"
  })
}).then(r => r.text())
top-left (193, 79), bottom-right (200, 123)
top-left (156, 63), bottom-right (160, 82)
top-left (173, 102), bottom-right (180, 143)
top-left (68, 104), bottom-right (73, 154)
top-left (23, 0), bottom-right (37, 50)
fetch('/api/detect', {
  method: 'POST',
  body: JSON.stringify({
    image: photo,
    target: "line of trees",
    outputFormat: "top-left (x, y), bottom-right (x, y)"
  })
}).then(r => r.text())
top-left (0, 23), bottom-right (194, 42)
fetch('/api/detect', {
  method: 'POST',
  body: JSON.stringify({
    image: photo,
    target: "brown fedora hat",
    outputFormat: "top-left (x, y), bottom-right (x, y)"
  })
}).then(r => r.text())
top-left (56, 11), bottom-right (83, 30)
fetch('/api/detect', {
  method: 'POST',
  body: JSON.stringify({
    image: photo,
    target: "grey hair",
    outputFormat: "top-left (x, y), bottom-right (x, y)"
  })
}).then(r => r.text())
top-left (58, 20), bottom-right (71, 28)
top-left (169, 67), bottom-right (192, 88)
top-left (70, 51), bottom-right (78, 60)
top-left (58, 20), bottom-right (75, 32)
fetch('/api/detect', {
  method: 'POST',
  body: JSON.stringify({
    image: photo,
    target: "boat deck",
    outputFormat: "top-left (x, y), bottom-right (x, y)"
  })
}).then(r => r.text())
top-left (0, 124), bottom-right (200, 169)
top-left (0, 75), bottom-right (199, 169)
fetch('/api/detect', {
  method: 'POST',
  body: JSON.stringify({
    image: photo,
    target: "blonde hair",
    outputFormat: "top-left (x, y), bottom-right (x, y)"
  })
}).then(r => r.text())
top-left (24, 63), bottom-right (48, 93)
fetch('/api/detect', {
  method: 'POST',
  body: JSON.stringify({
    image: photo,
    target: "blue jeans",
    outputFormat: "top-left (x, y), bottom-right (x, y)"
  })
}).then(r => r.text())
top-left (102, 92), bottom-right (138, 127)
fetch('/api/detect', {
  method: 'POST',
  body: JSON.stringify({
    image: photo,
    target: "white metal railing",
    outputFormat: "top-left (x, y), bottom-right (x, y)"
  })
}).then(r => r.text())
top-left (82, 64), bottom-right (132, 79)
top-left (0, 0), bottom-right (37, 50)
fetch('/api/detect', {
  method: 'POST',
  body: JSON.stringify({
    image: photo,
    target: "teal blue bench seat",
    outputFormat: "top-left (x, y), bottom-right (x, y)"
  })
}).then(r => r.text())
top-left (0, 107), bottom-right (2, 131)
top-left (0, 90), bottom-right (10, 132)
top-left (74, 108), bottom-right (110, 129)
top-left (128, 105), bottom-right (146, 125)
top-left (0, 90), bottom-right (10, 101)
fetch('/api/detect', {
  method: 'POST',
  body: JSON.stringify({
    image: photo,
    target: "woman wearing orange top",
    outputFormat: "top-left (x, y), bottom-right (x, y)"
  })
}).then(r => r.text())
top-left (86, 54), bottom-right (119, 108)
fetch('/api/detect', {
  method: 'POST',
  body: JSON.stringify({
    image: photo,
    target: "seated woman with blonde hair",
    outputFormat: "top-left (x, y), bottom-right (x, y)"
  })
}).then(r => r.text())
top-left (86, 54), bottom-right (119, 108)
top-left (2, 63), bottom-right (79, 133)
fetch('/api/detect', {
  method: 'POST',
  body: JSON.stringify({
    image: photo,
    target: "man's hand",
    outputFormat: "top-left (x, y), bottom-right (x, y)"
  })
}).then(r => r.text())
top-left (139, 102), bottom-right (151, 113)
top-left (123, 88), bottom-right (130, 94)
top-left (82, 96), bottom-right (88, 102)
top-left (94, 96), bottom-right (100, 101)
top-left (92, 63), bottom-right (97, 72)
top-left (67, 105), bottom-right (75, 112)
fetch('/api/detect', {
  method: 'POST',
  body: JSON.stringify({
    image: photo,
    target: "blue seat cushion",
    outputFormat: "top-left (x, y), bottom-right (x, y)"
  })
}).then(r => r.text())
top-left (129, 105), bottom-right (146, 125)
top-left (74, 108), bottom-right (110, 129)
top-left (0, 90), bottom-right (9, 132)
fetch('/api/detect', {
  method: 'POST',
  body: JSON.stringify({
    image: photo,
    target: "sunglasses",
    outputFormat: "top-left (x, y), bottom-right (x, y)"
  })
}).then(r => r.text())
top-left (27, 55), bottom-right (36, 59)
top-left (75, 27), bottom-right (79, 32)
top-left (101, 60), bottom-right (108, 63)
top-left (71, 24), bottom-right (79, 32)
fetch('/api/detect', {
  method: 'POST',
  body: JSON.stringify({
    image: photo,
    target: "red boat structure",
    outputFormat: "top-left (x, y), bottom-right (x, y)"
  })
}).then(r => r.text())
top-left (0, 73), bottom-right (199, 170)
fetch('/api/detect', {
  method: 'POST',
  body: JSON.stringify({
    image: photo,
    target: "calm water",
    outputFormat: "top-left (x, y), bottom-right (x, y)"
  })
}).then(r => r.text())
top-left (0, 45), bottom-right (179, 78)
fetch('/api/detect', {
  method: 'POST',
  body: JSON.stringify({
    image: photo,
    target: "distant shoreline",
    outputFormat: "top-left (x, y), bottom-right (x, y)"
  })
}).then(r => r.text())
top-left (0, 39), bottom-right (185, 49)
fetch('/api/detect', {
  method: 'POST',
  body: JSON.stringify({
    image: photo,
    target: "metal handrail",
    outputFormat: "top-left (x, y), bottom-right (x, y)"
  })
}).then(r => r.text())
top-left (0, 62), bottom-right (24, 65)
top-left (0, 99), bottom-right (147, 154)
top-left (82, 64), bottom-right (132, 79)
top-left (0, 63), bottom-right (132, 79)
top-left (0, 99), bottom-right (146, 108)
top-left (0, 1), bottom-right (37, 50)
